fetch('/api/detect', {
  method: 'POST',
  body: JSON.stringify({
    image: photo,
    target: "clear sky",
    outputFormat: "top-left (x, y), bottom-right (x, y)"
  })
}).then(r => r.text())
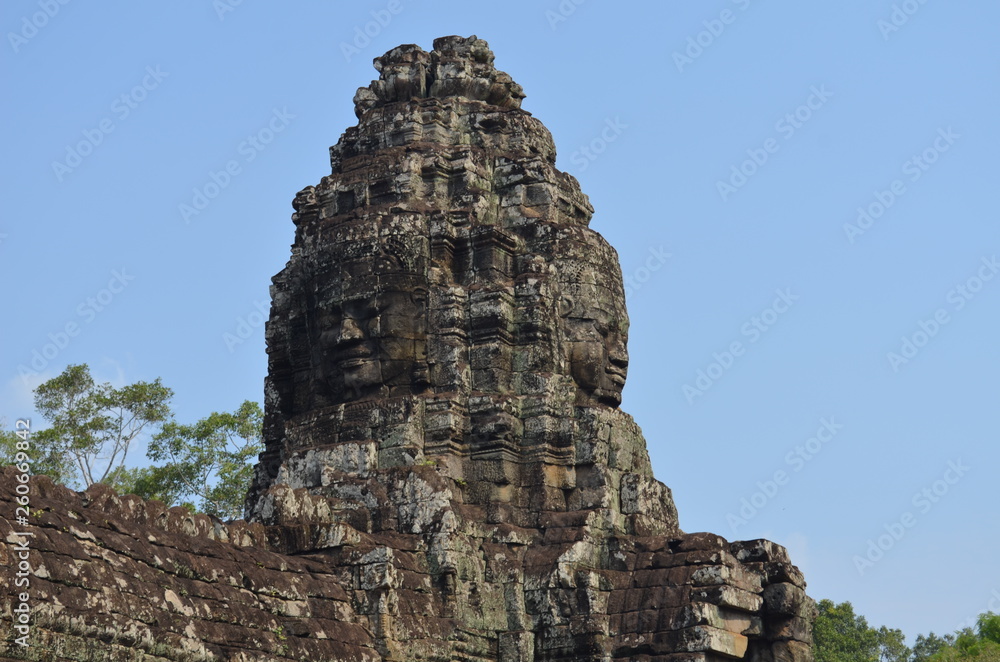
top-left (2, 0), bottom-right (998, 642)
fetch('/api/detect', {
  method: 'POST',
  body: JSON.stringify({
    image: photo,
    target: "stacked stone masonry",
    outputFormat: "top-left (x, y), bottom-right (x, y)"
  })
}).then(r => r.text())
top-left (1, 36), bottom-right (814, 661)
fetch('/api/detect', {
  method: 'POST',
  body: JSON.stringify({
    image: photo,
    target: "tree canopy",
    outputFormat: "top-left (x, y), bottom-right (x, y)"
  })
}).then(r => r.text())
top-left (925, 614), bottom-right (1000, 662)
top-left (813, 599), bottom-right (909, 662)
top-left (112, 400), bottom-right (263, 519)
top-left (31, 363), bottom-right (172, 487)
top-left (2, 363), bottom-right (262, 521)
top-left (813, 601), bottom-right (1000, 662)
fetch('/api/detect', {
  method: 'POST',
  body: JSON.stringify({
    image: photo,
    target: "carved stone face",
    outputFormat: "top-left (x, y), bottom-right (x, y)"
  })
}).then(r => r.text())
top-left (314, 285), bottom-right (428, 402)
top-left (563, 303), bottom-right (629, 407)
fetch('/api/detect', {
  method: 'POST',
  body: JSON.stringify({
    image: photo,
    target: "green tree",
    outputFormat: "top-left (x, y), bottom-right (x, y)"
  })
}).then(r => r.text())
top-left (31, 364), bottom-right (173, 487)
top-left (115, 401), bottom-right (263, 520)
top-left (915, 633), bottom-right (957, 662)
top-left (0, 422), bottom-right (75, 485)
top-left (979, 613), bottom-right (1000, 646)
top-left (106, 463), bottom-right (190, 510)
top-left (813, 600), bottom-right (912, 662)
top-left (929, 638), bottom-right (1000, 661)
top-left (927, 614), bottom-right (1000, 662)
top-left (879, 625), bottom-right (912, 662)
top-left (814, 599), bottom-right (880, 662)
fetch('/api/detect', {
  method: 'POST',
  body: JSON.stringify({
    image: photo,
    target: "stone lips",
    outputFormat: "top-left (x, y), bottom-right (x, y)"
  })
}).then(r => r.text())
top-left (0, 36), bottom-right (815, 661)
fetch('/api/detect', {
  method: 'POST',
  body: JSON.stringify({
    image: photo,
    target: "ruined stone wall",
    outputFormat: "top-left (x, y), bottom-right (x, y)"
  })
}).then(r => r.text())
top-left (0, 469), bottom-right (812, 662)
top-left (0, 469), bottom-right (380, 661)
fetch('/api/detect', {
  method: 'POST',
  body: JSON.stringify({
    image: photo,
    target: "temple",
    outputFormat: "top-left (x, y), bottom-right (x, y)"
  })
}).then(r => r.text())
top-left (0, 36), bottom-right (814, 662)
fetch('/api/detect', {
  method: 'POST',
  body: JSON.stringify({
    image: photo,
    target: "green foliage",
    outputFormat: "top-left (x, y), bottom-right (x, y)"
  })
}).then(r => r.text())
top-left (813, 600), bottom-right (911, 662)
top-left (814, 599), bottom-right (878, 662)
top-left (117, 400), bottom-right (263, 520)
top-left (106, 464), bottom-right (195, 512)
top-left (928, 640), bottom-right (1000, 662)
top-left (915, 633), bottom-right (958, 662)
top-left (880, 625), bottom-right (913, 662)
top-left (0, 424), bottom-right (74, 483)
top-left (980, 613), bottom-right (1000, 646)
top-left (31, 364), bottom-right (173, 487)
top-left (815, 602), bottom-right (1000, 662)
top-left (0, 425), bottom-right (75, 485)
top-left (927, 614), bottom-right (1000, 662)
top-left (10, 364), bottom-right (262, 521)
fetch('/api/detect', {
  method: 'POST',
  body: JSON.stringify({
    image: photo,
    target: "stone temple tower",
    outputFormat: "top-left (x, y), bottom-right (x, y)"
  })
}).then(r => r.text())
top-left (0, 35), bottom-right (813, 662)
top-left (243, 35), bottom-right (816, 662)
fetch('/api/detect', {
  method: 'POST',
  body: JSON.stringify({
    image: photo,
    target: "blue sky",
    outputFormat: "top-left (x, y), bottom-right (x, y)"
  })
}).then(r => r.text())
top-left (3, 0), bottom-right (998, 641)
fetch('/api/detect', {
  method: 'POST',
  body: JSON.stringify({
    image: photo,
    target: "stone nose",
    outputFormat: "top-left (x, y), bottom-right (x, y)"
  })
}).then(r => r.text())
top-left (608, 334), bottom-right (629, 369)
top-left (338, 317), bottom-right (364, 343)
